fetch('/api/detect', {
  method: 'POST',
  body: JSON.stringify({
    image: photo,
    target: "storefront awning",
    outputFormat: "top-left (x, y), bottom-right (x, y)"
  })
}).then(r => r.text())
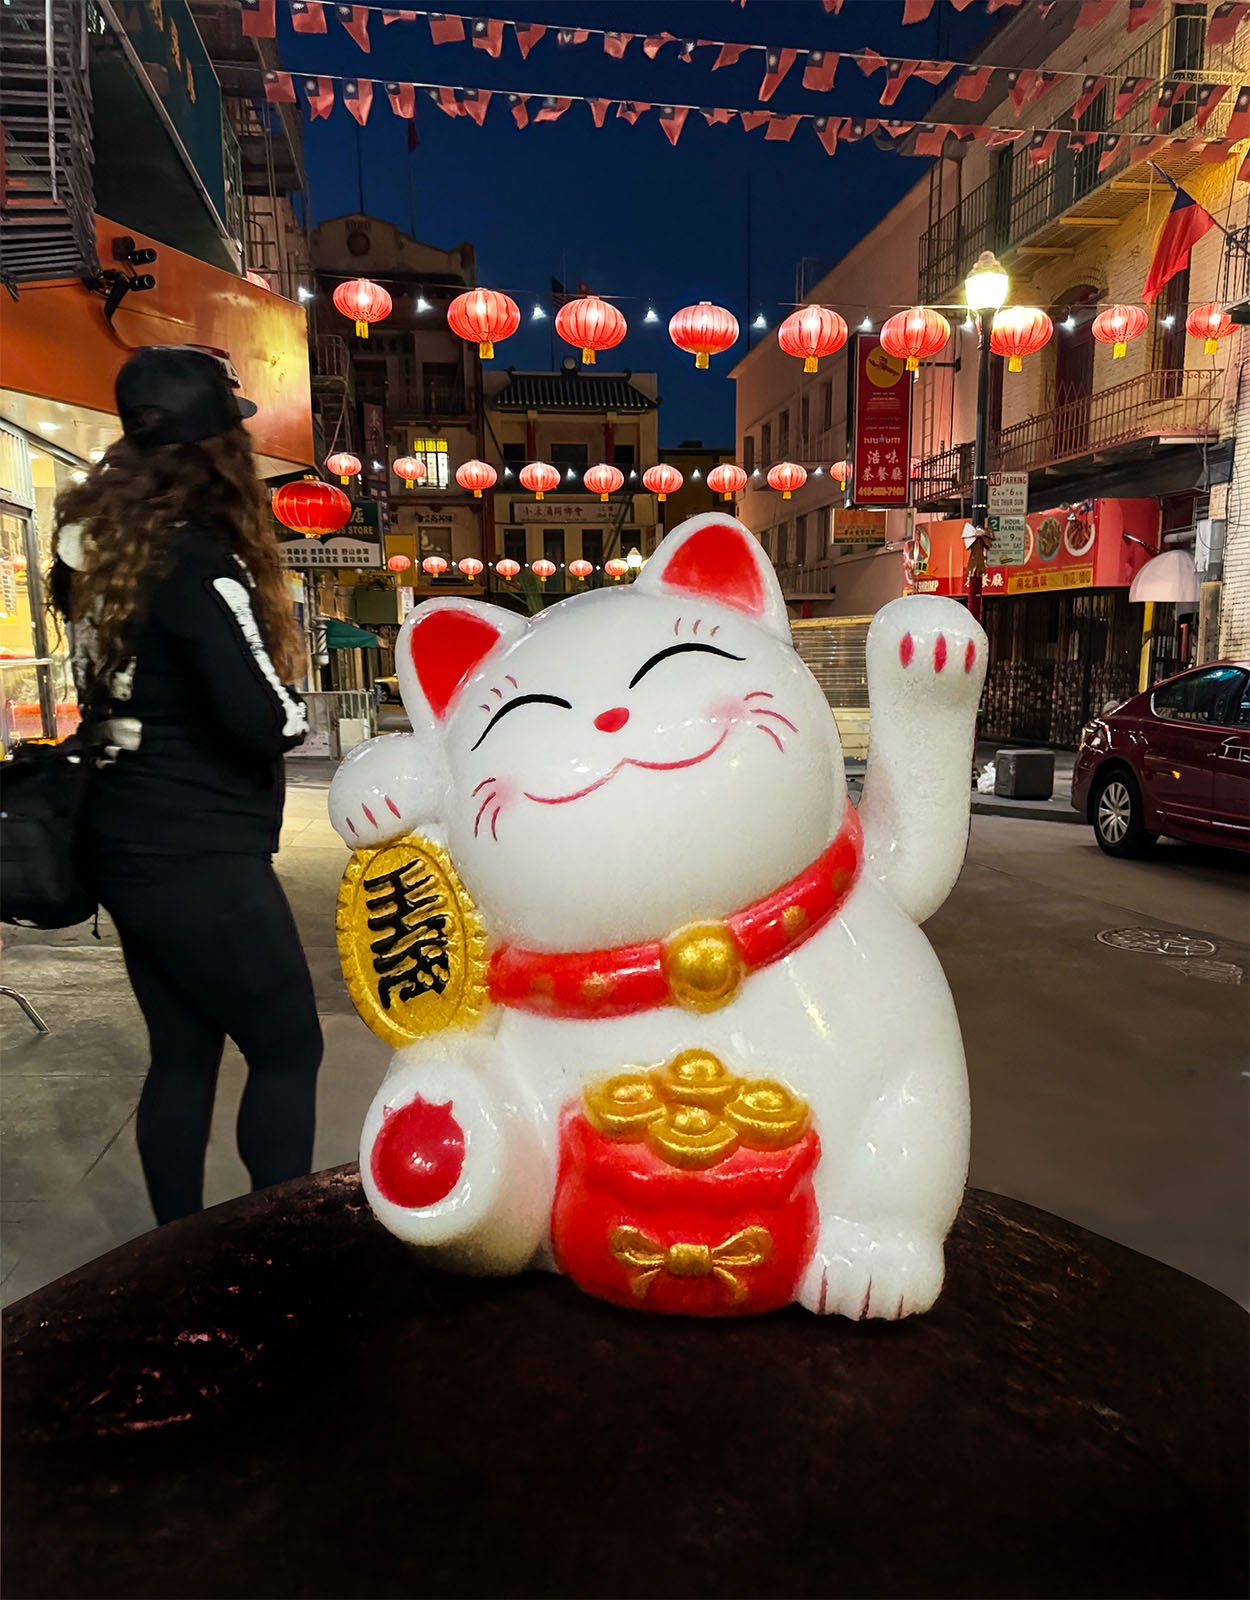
top-left (323, 619), bottom-right (380, 650)
top-left (1128, 550), bottom-right (1199, 605)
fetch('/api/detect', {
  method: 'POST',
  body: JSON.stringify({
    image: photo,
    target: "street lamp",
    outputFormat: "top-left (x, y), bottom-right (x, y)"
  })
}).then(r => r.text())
top-left (964, 250), bottom-right (1009, 623)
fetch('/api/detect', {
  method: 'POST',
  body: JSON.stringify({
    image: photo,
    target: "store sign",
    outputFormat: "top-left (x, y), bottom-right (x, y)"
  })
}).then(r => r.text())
top-left (833, 508), bottom-right (888, 545)
top-left (1003, 565), bottom-right (1094, 595)
top-left (987, 472), bottom-right (1028, 566)
top-left (851, 335), bottom-right (911, 508)
top-left (513, 501), bottom-right (620, 524)
top-left (345, 500), bottom-right (382, 539)
top-left (279, 536), bottom-right (382, 570)
top-left (363, 404), bottom-right (386, 487)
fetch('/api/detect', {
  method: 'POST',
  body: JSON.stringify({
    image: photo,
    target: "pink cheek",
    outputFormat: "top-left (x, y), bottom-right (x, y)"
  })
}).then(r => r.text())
top-left (708, 696), bottom-right (746, 726)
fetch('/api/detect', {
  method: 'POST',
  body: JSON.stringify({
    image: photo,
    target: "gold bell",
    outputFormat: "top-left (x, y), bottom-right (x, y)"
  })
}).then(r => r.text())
top-left (661, 923), bottom-right (744, 1014)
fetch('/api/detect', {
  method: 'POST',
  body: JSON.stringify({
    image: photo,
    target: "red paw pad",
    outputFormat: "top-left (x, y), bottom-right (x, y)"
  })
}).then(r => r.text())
top-left (372, 1096), bottom-right (465, 1208)
top-left (899, 633), bottom-right (914, 667)
top-left (933, 634), bottom-right (948, 673)
top-left (964, 639), bottom-right (977, 673)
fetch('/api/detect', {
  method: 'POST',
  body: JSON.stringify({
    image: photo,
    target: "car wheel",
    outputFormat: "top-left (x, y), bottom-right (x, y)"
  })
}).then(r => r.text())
top-left (1091, 769), bottom-right (1156, 858)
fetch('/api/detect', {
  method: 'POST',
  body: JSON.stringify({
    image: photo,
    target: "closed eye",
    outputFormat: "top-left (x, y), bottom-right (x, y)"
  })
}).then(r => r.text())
top-left (629, 642), bottom-right (745, 689)
top-left (471, 693), bottom-right (572, 750)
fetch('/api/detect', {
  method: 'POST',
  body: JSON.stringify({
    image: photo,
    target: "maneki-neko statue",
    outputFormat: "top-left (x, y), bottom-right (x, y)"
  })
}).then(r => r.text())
top-left (330, 514), bottom-right (986, 1319)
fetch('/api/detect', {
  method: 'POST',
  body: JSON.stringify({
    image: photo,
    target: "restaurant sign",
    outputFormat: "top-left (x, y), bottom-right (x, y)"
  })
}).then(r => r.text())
top-left (513, 500), bottom-right (623, 524)
top-left (851, 335), bottom-right (911, 508)
top-left (832, 508), bottom-right (888, 545)
top-left (279, 535), bottom-right (382, 570)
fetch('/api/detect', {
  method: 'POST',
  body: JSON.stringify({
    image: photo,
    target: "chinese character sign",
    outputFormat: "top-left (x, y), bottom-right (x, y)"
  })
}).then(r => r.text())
top-left (852, 336), bottom-right (911, 509)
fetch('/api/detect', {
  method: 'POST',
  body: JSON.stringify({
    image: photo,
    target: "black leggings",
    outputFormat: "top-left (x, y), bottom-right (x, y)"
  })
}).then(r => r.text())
top-left (93, 850), bottom-right (324, 1225)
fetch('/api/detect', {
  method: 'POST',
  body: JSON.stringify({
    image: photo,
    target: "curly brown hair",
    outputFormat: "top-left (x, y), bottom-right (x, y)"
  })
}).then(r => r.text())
top-left (53, 426), bottom-right (303, 690)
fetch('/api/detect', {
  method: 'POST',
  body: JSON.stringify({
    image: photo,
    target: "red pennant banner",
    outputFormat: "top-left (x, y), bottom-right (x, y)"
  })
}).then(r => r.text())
top-left (263, 70), bottom-right (296, 103)
top-left (914, 60), bottom-right (953, 86)
top-left (508, 93), bottom-right (529, 128)
top-left (759, 47), bottom-right (797, 102)
top-left (386, 81), bottom-right (415, 119)
top-left (643, 33), bottom-right (677, 59)
top-left (588, 98), bottom-right (610, 128)
top-left (428, 12), bottom-right (464, 45)
top-left (803, 51), bottom-right (838, 92)
top-left (515, 23), bottom-right (546, 58)
top-left (1067, 130), bottom-right (1100, 150)
top-left (382, 9), bottom-right (418, 21)
top-left (1150, 80), bottom-right (1185, 127)
top-left (765, 113), bottom-right (801, 141)
top-left (1207, 2), bottom-right (1250, 46)
top-left (557, 28), bottom-right (590, 47)
top-left (603, 32), bottom-right (633, 58)
top-left (702, 107), bottom-right (735, 125)
top-left (813, 115), bottom-right (841, 154)
top-left (1131, 135), bottom-right (1170, 163)
top-left (335, 5), bottom-right (370, 51)
top-left (458, 88), bottom-right (490, 125)
top-left (241, 0), bottom-right (276, 38)
top-left (616, 101), bottom-right (650, 125)
top-left (1126, 0), bottom-right (1163, 28)
top-left (471, 17), bottom-right (504, 56)
top-left (1227, 84), bottom-right (1250, 141)
top-left (1195, 83), bottom-right (1230, 129)
top-left (841, 117), bottom-right (878, 141)
top-left (713, 42), bottom-right (749, 69)
top-left (954, 66), bottom-right (993, 101)
top-left (302, 76), bottom-right (334, 118)
top-left (1075, 0), bottom-right (1114, 24)
top-left (981, 127), bottom-right (1025, 148)
top-left (1073, 75), bottom-right (1108, 120)
top-left (1007, 70), bottom-right (1038, 113)
top-left (902, 0), bottom-right (936, 21)
top-left (1199, 138), bottom-right (1234, 162)
top-left (1028, 129), bottom-right (1061, 165)
top-left (1097, 135), bottom-right (1128, 171)
top-left (658, 105), bottom-right (689, 145)
top-left (880, 60), bottom-right (917, 106)
top-left (741, 111), bottom-right (770, 132)
top-left (986, 0), bottom-right (1024, 11)
top-left (1113, 77), bottom-right (1154, 121)
top-left (1029, 71), bottom-right (1061, 105)
top-left (290, 2), bottom-right (326, 33)
top-left (534, 96), bottom-right (572, 123)
top-left (949, 0), bottom-right (976, 10)
top-left (431, 86), bottom-right (462, 117)
top-left (856, 48), bottom-right (887, 79)
top-left (821, 0), bottom-right (844, 11)
top-left (913, 123), bottom-right (950, 156)
top-left (343, 77), bottom-right (372, 123)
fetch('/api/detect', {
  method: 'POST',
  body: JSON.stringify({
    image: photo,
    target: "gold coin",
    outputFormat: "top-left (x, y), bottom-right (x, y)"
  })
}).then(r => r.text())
top-left (724, 1079), bottom-right (810, 1148)
top-left (584, 1073), bottom-right (666, 1137)
top-left (661, 922), bottom-right (743, 1013)
top-left (336, 835), bottom-right (488, 1049)
top-left (652, 1049), bottom-right (741, 1109)
top-left (646, 1105), bottom-right (741, 1170)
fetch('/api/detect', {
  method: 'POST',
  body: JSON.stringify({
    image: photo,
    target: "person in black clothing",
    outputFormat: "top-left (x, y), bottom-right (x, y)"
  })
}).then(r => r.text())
top-left (52, 346), bottom-right (323, 1224)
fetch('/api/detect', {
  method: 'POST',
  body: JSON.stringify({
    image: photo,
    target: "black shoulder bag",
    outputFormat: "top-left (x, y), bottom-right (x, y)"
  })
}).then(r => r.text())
top-left (0, 735), bottom-right (96, 929)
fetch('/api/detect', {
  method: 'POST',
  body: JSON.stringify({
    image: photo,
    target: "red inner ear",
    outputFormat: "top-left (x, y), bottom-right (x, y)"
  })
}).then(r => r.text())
top-left (410, 609), bottom-right (502, 718)
top-left (657, 523), bottom-right (765, 615)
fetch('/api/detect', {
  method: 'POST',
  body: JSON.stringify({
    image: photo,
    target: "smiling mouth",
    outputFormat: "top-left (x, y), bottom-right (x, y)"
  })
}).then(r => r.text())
top-left (523, 729), bottom-right (730, 805)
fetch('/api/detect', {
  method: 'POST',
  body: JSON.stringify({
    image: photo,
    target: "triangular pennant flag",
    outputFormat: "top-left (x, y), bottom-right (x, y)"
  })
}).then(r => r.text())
top-left (604, 32), bottom-right (633, 58)
top-left (677, 38), bottom-right (699, 63)
top-left (914, 60), bottom-right (953, 86)
top-left (713, 42), bottom-right (749, 69)
top-left (264, 70), bottom-right (296, 103)
top-left (587, 99), bottom-right (610, 128)
top-left (508, 93), bottom-right (529, 128)
top-left (302, 76), bottom-right (334, 118)
top-left (821, 0), bottom-right (844, 11)
top-left (954, 66), bottom-right (994, 101)
top-left (913, 123), bottom-right (950, 156)
top-left (336, 4), bottom-right (370, 50)
top-left (1198, 138), bottom-right (1234, 162)
top-left (876, 120), bottom-right (915, 148)
top-left (1150, 80), bottom-right (1186, 127)
top-left (1113, 77), bottom-right (1154, 121)
top-left (1240, 149), bottom-right (1250, 183)
top-left (382, 9), bottom-right (418, 22)
top-left (459, 88), bottom-right (491, 125)
top-left (534, 95), bottom-right (572, 123)
top-left (290, 1), bottom-right (326, 33)
top-left (1028, 129), bottom-right (1061, 166)
top-left (428, 12), bottom-right (464, 45)
top-left (386, 81), bottom-right (415, 119)
top-left (472, 17), bottom-right (505, 56)
top-left (740, 110), bottom-right (770, 132)
top-left (616, 101), bottom-right (650, 125)
top-left (1127, 0), bottom-right (1163, 28)
top-left (1029, 70), bottom-right (1061, 104)
top-left (1227, 83), bottom-right (1250, 141)
top-left (343, 78), bottom-right (373, 123)
top-left (1067, 129), bottom-right (1100, 150)
top-left (986, 0), bottom-right (1024, 10)
top-left (1076, 0), bottom-right (1115, 24)
top-left (1195, 83), bottom-right (1231, 130)
top-left (701, 107), bottom-right (735, 126)
top-left (658, 105), bottom-right (690, 146)
top-left (241, 0), bottom-right (276, 38)
top-left (902, 0), bottom-right (936, 21)
top-left (856, 48), bottom-right (887, 78)
top-left (1098, 135), bottom-right (1128, 172)
top-left (813, 114), bottom-right (841, 154)
top-left (431, 86), bottom-right (463, 117)
top-left (643, 33), bottom-right (677, 59)
top-left (1131, 135), bottom-right (1170, 164)
top-left (981, 127), bottom-right (1026, 148)
top-left (765, 113), bottom-right (801, 142)
top-left (1207, 2), bottom-right (1250, 45)
top-left (803, 50), bottom-right (838, 92)
top-left (1007, 69), bottom-right (1038, 113)
top-left (515, 23), bottom-right (546, 57)
top-left (758, 47), bottom-right (797, 102)
top-left (880, 60), bottom-right (917, 106)
top-left (1073, 75), bottom-right (1107, 120)
top-left (840, 117), bottom-right (878, 141)
top-left (557, 27), bottom-right (590, 47)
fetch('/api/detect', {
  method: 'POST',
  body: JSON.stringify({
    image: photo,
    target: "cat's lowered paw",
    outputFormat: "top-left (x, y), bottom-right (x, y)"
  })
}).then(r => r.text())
top-left (797, 1219), bottom-right (945, 1320)
top-left (867, 596), bottom-right (987, 705)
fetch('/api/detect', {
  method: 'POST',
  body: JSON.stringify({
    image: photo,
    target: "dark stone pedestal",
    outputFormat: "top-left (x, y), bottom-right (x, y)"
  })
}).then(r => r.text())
top-left (3, 1171), bottom-right (1246, 1599)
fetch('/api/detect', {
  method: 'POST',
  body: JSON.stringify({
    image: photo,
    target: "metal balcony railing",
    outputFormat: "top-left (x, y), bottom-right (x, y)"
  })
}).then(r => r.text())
top-left (912, 367), bottom-right (1221, 506)
top-left (919, 12), bottom-right (1241, 301)
top-left (776, 558), bottom-right (840, 597)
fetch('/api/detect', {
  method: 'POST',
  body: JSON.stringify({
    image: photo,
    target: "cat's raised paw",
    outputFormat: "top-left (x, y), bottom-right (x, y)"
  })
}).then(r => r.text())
top-left (867, 596), bottom-right (987, 703)
top-left (797, 1221), bottom-right (945, 1319)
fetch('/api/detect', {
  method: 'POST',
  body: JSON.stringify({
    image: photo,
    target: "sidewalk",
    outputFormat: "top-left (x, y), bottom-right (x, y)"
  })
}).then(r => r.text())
top-left (845, 743), bottom-right (1082, 825)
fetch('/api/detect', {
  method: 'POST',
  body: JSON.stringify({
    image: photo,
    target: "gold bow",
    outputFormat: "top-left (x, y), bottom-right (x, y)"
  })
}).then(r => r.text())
top-left (609, 1224), bottom-right (772, 1305)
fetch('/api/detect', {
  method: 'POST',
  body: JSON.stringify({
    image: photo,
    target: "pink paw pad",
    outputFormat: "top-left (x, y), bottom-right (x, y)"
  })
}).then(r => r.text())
top-left (964, 640), bottom-right (977, 673)
top-left (372, 1096), bottom-right (465, 1209)
top-left (362, 804), bottom-right (376, 827)
top-left (385, 795), bottom-right (401, 818)
top-left (933, 634), bottom-right (948, 673)
top-left (898, 633), bottom-right (914, 667)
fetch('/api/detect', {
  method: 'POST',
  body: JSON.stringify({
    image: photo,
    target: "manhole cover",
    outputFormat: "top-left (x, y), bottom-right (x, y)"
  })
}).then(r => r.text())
top-left (1161, 957), bottom-right (1245, 986)
top-left (1096, 927), bottom-right (1219, 958)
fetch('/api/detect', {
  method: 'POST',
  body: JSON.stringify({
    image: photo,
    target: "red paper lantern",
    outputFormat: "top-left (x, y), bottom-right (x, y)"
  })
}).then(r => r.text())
top-left (880, 307), bottom-right (951, 372)
top-left (455, 459), bottom-right (497, 498)
top-left (519, 461), bottom-right (561, 501)
top-left (777, 306), bottom-right (848, 374)
top-left (531, 558), bottom-right (557, 582)
top-left (584, 463), bottom-right (625, 502)
top-left (393, 455), bottom-right (427, 489)
top-left (1186, 302), bottom-right (1235, 354)
top-left (422, 556), bottom-right (449, 577)
top-left (271, 478), bottom-right (352, 537)
top-left (245, 270), bottom-right (271, 291)
top-left (568, 559), bottom-right (594, 580)
top-left (333, 277), bottom-right (392, 339)
top-left (643, 464), bottom-right (683, 502)
top-left (830, 459), bottom-right (851, 491)
top-left (556, 295), bottom-right (627, 365)
top-left (706, 463), bottom-right (748, 502)
top-left (604, 557), bottom-right (629, 580)
top-left (447, 288), bottom-right (521, 359)
top-left (325, 451), bottom-right (361, 485)
top-left (990, 306), bottom-right (1053, 372)
top-left (496, 558), bottom-right (521, 580)
top-left (668, 301), bottom-right (739, 369)
top-left (767, 462), bottom-right (807, 500)
top-left (457, 557), bottom-right (484, 579)
top-left (1091, 304), bottom-right (1148, 360)
top-left (387, 554), bottom-right (412, 573)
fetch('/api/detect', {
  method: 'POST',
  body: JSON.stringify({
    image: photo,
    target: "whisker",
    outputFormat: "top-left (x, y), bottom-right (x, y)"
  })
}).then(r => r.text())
top-left (505, 674), bottom-right (517, 687)
top-left (692, 618), bottom-right (701, 635)
top-left (474, 793), bottom-right (498, 836)
top-left (754, 708), bottom-right (798, 732)
top-left (472, 777), bottom-right (497, 795)
top-left (754, 724), bottom-right (785, 753)
top-left (479, 703), bottom-right (491, 712)
top-left (674, 616), bottom-right (681, 637)
top-left (490, 806), bottom-right (501, 842)
top-left (491, 687), bottom-right (503, 699)
top-left (710, 625), bottom-right (720, 637)
top-left (744, 690), bottom-right (774, 701)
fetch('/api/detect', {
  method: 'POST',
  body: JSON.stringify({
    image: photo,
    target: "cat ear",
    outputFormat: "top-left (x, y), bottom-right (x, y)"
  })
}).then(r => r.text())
top-left (397, 598), bottom-right (528, 731)
top-left (635, 513), bottom-right (790, 641)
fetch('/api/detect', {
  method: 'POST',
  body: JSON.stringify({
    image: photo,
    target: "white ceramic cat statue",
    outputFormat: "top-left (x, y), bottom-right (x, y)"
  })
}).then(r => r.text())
top-left (329, 514), bottom-right (986, 1319)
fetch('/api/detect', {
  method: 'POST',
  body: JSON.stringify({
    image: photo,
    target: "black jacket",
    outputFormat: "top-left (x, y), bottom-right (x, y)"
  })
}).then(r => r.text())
top-left (61, 526), bottom-right (308, 856)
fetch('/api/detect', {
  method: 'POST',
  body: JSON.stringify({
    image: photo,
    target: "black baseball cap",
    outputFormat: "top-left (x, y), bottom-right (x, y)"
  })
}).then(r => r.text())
top-left (116, 345), bottom-right (257, 449)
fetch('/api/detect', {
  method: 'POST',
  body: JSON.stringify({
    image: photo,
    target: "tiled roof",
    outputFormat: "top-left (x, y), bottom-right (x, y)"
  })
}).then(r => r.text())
top-left (491, 373), bottom-right (657, 411)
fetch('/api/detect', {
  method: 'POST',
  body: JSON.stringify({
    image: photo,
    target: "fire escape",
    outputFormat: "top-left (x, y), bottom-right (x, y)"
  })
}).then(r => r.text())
top-left (0, 0), bottom-right (97, 289)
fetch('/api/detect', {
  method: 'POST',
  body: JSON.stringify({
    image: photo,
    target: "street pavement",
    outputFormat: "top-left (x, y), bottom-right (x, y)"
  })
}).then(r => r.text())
top-left (2, 767), bottom-right (1246, 1310)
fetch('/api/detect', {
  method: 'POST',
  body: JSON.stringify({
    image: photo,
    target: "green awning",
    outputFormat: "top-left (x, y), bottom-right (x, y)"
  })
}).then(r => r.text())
top-left (324, 619), bottom-right (380, 649)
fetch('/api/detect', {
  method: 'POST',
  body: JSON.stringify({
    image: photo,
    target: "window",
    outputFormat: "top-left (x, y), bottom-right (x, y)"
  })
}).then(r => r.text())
top-left (543, 529), bottom-right (565, 566)
top-left (411, 436), bottom-right (450, 488)
top-left (796, 513), bottom-right (809, 567)
top-left (777, 520), bottom-right (791, 564)
top-left (761, 422), bottom-right (772, 466)
top-left (1153, 265), bottom-right (1189, 396)
top-left (743, 434), bottom-right (755, 473)
top-left (550, 442), bottom-right (588, 480)
top-left (502, 442), bottom-right (526, 470)
top-left (821, 380), bottom-right (833, 430)
top-left (612, 443), bottom-right (636, 475)
top-left (422, 363), bottom-right (461, 408)
top-left (1151, 666), bottom-right (1244, 726)
top-left (800, 396), bottom-right (810, 454)
top-left (581, 528), bottom-right (604, 566)
top-left (778, 409), bottom-right (790, 458)
top-left (503, 528), bottom-right (526, 565)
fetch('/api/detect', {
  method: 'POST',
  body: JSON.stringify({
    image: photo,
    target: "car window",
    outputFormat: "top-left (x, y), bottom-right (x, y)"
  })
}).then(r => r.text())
top-left (1151, 667), bottom-right (1244, 726)
top-left (1234, 673), bottom-right (1250, 729)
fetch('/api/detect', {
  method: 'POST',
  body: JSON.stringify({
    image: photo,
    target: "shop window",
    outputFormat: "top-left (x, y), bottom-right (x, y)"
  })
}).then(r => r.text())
top-left (1150, 665), bottom-right (1243, 725)
top-left (422, 362), bottom-right (461, 405)
top-left (743, 434), bottom-right (755, 473)
top-left (412, 436), bottom-right (450, 488)
top-left (543, 529), bottom-right (565, 566)
top-left (581, 528), bottom-right (604, 566)
top-left (503, 528), bottom-right (526, 565)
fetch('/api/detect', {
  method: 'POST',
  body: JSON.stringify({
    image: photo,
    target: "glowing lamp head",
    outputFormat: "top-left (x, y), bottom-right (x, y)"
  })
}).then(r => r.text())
top-left (964, 250), bottom-right (1009, 315)
top-left (333, 277), bottom-right (392, 339)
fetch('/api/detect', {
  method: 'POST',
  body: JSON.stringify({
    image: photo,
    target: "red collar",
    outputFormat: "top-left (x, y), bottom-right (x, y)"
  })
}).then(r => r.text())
top-left (488, 799), bottom-right (862, 1021)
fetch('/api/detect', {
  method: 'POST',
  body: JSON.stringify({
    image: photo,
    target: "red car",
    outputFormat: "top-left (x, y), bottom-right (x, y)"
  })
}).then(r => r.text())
top-left (1071, 661), bottom-right (1250, 856)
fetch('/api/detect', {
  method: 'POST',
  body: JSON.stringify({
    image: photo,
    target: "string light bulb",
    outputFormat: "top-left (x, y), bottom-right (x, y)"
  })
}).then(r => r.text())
top-left (297, 286), bottom-right (314, 303)
top-left (1062, 312), bottom-right (1076, 332)
top-left (416, 292), bottom-right (432, 313)
top-left (1162, 313), bottom-right (1176, 328)
top-left (644, 306), bottom-right (659, 324)
top-left (859, 316), bottom-right (873, 332)
top-left (752, 313), bottom-right (768, 330)
top-left (532, 303), bottom-right (547, 320)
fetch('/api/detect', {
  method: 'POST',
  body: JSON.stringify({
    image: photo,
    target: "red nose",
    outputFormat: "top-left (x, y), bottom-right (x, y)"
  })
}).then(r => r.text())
top-left (594, 706), bottom-right (630, 733)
